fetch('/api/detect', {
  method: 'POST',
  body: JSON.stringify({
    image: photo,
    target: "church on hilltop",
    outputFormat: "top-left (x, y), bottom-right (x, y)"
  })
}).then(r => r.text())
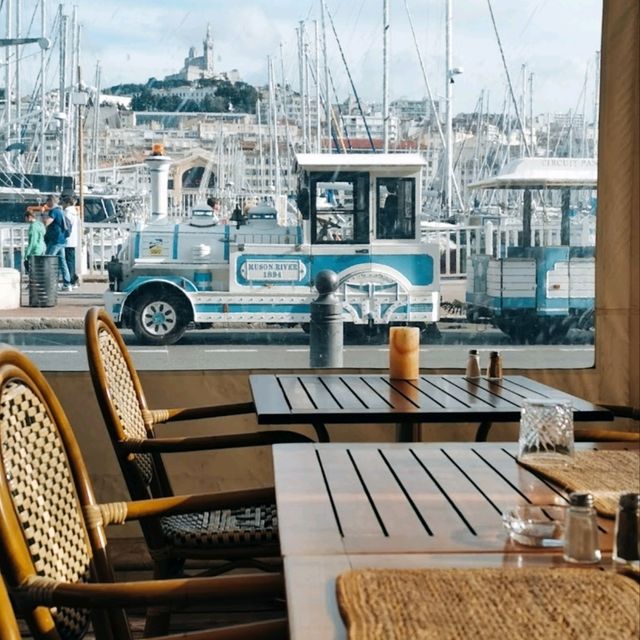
top-left (165, 24), bottom-right (215, 82)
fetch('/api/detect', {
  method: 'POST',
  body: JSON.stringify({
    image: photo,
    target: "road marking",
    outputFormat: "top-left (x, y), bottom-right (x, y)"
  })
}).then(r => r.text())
top-left (23, 349), bottom-right (78, 354)
top-left (128, 349), bottom-right (168, 354)
top-left (286, 348), bottom-right (308, 352)
top-left (205, 348), bottom-right (258, 353)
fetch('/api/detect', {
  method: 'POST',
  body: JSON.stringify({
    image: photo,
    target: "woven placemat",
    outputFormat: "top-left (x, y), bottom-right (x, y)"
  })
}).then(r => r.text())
top-left (520, 450), bottom-right (640, 517)
top-left (336, 567), bottom-right (639, 640)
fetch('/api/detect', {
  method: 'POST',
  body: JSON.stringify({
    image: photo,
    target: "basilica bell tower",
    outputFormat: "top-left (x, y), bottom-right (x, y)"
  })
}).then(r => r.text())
top-left (203, 24), bottom-right (214, 76)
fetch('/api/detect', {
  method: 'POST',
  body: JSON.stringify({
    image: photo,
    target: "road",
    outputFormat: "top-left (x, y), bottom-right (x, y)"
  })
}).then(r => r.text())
top-left (0, 326), bottom-right (595, 371)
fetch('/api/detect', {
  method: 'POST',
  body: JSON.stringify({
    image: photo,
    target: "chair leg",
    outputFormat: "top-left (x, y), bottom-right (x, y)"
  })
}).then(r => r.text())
top-left (143, 558), bottom-right (175, 637)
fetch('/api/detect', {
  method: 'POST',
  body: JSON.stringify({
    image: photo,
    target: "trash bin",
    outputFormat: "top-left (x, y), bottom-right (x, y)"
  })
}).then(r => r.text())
top-left (29, 255), bottom-right (59, 307)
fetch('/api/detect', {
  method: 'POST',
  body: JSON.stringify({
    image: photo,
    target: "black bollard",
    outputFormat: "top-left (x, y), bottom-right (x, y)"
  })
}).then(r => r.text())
top-left (310, 269), bottom-right (343, 368)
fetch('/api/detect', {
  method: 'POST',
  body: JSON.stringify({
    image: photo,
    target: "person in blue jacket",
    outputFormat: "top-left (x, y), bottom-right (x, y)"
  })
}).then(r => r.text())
top-left (43, 194), bottom-right (72, 292)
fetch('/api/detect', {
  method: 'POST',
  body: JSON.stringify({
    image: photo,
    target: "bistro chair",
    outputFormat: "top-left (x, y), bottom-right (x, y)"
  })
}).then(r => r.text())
top-left (0, 346), bottom-right (287, 640)
top-left (574, 404), bottom-right (640, 442)
top-left (83, 307), bottom-right (312, 576)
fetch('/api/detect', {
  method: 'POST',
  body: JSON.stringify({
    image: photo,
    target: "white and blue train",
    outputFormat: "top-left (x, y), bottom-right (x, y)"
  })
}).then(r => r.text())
top-left (105, 152), bottom-right (440, 345)
top-left (465, 158), bottom-right (597, 343)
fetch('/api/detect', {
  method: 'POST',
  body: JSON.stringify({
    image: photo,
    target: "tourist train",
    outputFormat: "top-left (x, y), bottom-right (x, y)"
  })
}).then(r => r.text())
top-left (105, 149), bottom-right (441, 345)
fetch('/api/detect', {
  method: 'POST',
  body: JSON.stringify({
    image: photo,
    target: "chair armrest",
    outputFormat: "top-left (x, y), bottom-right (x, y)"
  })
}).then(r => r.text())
top-left (118, 431), bottom-right (313, 453)
top-left (144, 401), bottom-right (256, 425)
top-left (18, 572), bottom-right (283, 609)
top-left (119, 430), bottom-right (314, 453)
top-left (88, 486), bottom-right (277, 526)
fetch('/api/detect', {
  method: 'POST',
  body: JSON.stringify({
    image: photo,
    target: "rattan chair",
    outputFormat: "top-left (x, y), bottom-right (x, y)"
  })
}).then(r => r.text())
top-left (84, 308), bottom-right (313, 586)
top-left (0, 346), bottom-right (287, 640)
top-left (574, 404), bottom-right (640, 442)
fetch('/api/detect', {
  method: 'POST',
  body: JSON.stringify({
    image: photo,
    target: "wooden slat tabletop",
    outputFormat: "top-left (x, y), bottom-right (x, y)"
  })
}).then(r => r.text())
top-left (273, 442), bottom-right (627, 556)
top-left (251, 374), bottom-right (612, 424)
top-left (284, 553), bottom-right (615, 640)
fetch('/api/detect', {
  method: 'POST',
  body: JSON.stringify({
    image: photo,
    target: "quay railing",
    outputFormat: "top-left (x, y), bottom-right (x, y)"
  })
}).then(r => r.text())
top-left (0, 222), bottom-right (129, 280)
top-left (1, 216), bottom-right (597, 282)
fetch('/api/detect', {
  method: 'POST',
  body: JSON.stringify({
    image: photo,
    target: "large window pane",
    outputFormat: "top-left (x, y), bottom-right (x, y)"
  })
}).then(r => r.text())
top-left (0, 1), bottom-right (602, 371)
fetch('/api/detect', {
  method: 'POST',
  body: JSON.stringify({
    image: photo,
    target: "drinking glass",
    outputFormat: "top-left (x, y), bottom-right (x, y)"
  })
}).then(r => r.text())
top-left (517, 399), bottom-right (574, 466)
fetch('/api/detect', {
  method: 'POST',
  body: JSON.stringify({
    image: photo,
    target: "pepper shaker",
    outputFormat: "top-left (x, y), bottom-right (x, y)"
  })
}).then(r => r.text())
top-left (465, 349), bottom-right (481, 379)
top-left (563, 492), bottom-right (601, 564)
top-left (613, 492), bottom-right (640, 574)
top-left (487, 351), bottom-right (503, 380)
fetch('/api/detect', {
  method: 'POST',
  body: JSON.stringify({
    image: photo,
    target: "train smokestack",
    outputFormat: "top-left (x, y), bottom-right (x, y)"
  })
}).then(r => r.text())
top-left (145, 144), bottom-right (172, 221)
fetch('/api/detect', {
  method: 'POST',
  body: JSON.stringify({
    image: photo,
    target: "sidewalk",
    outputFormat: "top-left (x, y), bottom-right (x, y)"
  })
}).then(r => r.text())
top-left (0, 281), bottom-right (107, 330)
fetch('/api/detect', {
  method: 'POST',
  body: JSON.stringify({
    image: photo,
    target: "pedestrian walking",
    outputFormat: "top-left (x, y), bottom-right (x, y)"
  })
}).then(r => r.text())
top-left (43, 194), bottom-right (72, 292)
top-left (62, 194), bottom-right (80, 287)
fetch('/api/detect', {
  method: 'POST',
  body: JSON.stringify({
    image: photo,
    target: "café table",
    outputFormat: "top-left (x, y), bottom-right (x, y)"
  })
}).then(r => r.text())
top-left (250, 374), bottom-right (612, 442)
top-left (273, 442), bottom-right (639, 639)
top-left (272, 442), bottom-right (628, 556)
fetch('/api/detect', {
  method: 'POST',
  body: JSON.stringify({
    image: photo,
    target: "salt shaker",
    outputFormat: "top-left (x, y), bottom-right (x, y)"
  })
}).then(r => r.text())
top-left (487, 351), bottom-right (503, 380)
top-left (563, 492), bottom-right (601, 564)
top-left (613, 492), bottom-right (640, 574)
top-left (465, 349), bottom-right (481, 379)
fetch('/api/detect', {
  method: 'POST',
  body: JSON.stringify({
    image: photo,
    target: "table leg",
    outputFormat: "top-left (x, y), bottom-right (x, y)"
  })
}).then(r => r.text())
top-left (312, 422), bottom-right (330, 442)
top-left (397, 422), bottom-right (420, 442)
top-left (475, 420), bottom-right (493, 442)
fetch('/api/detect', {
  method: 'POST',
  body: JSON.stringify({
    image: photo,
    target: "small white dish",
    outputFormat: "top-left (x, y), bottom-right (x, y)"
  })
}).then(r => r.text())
top-left (502, 504), bottom-right (567, 547)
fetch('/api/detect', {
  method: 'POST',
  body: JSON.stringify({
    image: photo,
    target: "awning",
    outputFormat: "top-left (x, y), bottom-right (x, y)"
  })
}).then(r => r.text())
top-left (469, 157), bottom-right (597, 189)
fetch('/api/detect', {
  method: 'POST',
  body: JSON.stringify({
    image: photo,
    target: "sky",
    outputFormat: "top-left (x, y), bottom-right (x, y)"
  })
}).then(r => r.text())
top-left (16, 0), bottom-right (603, 116)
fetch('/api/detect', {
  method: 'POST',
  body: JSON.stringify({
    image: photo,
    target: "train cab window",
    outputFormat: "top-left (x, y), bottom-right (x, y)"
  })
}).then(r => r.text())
top-left (376, 178), bottom-right (416, 240)
top-left (310, 172), bottom-right (369, 244)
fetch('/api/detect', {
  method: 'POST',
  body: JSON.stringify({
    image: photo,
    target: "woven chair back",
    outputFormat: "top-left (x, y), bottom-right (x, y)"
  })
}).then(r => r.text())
top-left (0, 348), bottom-right (130, 640)
top-left (85, 307), bottom-right (174, 554)
top-left (86, 307), bottom-right (169, 500)
top-left (97, 327), bottom-right (156, 485)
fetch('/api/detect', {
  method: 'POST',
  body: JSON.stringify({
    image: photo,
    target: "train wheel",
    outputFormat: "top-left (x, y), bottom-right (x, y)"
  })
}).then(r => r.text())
top-left (132, 291), bottom-right (190, 345)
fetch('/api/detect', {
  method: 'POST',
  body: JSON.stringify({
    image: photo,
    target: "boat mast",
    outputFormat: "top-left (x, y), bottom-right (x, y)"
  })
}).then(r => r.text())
top-left (268, 57), bottom-right (281, 199)
top-left (445, 0), bottom-right (453, 218)
top-left (39, 0), bottom-right (46, 171)
top-left (303, 34), bottom-right (311, 150)
top-left (519, 64), bottom-right (526, 157)
top-left (76, 65), bottom-right (84, 220)
top-left (256, 97), bottom-right (265, 194)
top-left (297, 22), bottom-right (307, 153)
top-left (314, 20), bottom-right (321, 152)
top-left (279, 42), bottom-right (294, 190)
top-left (14, 0), bottom-right (20, 137)
top-left (266, 57), bottom-right (274, 192)
top-left (92, 62), bottom-right (101, 175)
top-left (59, 9), bottom-right (67, 176)
top-left (528, 72), bottom-right (534, 154)
top-left (320, 0), bottom-right (331, 151)
top-left (382, 0), bottom-right (389, 153)
top-left (592, 50), bottom-right (599, 158)
top-left (5, 0), bottom-right (13, 148)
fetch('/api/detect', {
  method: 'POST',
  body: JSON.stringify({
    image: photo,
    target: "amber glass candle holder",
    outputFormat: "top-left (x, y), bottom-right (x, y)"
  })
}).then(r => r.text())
top-left (389, 326), bottom-right (420, 380)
